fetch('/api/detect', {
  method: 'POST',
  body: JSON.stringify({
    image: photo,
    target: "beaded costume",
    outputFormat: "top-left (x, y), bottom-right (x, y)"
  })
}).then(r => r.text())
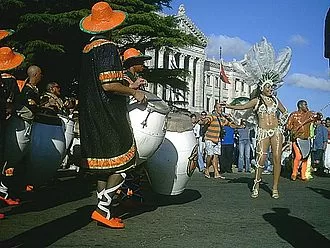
top-left (232, 38), bottom-right (292, 198)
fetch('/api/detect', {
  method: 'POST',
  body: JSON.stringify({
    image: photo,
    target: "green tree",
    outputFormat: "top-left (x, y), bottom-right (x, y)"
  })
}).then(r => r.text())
top-left (0, 0), bottom-right (199, 96)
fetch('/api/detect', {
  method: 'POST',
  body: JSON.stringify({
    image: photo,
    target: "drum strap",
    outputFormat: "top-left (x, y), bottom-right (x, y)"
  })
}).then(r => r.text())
top-left (141, 109), bottom-right (152, 128)
top-left (97, 173), bottom-right (126, 219)
top-left (121, 172), bottom-right (143, 201)
top-left (187, 144), bottom-right (198, 177)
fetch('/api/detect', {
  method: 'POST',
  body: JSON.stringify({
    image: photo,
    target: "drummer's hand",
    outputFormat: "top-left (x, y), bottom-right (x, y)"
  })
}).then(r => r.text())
top-left (5, 103), bottom-right (13, 119)
top-left (133, 90), bottom-right (147, 104)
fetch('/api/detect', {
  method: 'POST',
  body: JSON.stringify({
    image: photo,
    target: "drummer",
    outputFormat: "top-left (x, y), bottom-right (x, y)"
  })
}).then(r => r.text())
top-left (122, 48), bottom-right (151, 90)
top-left (0, 45), bottom-right (25, 206)
top-left (120, 48), bottom-right (151, 203)
top-left (79, 2), bottom-right (146, 229)
top-left (18, 65), bottom-right (42, 117)
top-left (40, 82), bottom-right (76, 116)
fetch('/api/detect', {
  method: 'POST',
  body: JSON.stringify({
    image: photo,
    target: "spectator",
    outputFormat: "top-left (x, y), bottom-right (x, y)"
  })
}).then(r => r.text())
top-left (190, 113), bottom-right (200, 140)
top-left (324, 117), bottom-right (330, 173)
top-left (197, 111), bottom-right (208, 172)
top-left (220, 125), bottom-right (235, 173)
top-left (236, 119), bottom-right (252, 173)
top-left (201, 103), bottom-right (241, 179)
top-left (311, 115), bottom-right (328, 173)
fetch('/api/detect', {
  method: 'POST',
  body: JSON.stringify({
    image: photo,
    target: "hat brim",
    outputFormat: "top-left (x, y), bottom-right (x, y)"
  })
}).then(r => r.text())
top-left (80, 10), bottom-right (126, 34)
top-left (0, 29), bottom-right (14, 40)
top-left (123, 55), bottom-right (152, 68)
top-left (0, 52), bottom-right (25, 71)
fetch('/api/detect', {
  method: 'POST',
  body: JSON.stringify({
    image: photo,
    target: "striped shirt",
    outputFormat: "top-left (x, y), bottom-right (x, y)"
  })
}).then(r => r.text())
top-left (204, 114), bottom-right (229, 143)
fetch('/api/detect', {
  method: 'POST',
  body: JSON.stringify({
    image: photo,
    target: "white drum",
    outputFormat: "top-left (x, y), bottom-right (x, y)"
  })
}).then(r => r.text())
top-left (25, 114), bottom-right (66, 185)
top-left (128, 91), bottom-right (170, 165)
top-left (4, 115), bottom-right (31, 165)
top-left (58, 114), bottom-right (75, 150)
top-left (146, 112), bottom-right (197, 195)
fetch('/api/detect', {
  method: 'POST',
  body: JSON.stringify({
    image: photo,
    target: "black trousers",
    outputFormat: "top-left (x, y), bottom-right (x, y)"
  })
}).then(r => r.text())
top-left (219, 144), bottom-right (234, 173)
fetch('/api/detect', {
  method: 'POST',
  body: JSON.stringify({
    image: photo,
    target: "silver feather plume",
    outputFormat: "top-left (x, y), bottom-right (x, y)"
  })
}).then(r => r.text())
top-left (233, 37), bottom-right (292, 89)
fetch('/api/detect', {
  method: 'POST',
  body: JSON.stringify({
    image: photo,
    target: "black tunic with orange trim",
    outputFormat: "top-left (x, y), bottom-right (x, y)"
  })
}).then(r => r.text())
top-left (0, 73), bottom-right (19, 120)
top-left (79, 38), bottom-right (136, 173)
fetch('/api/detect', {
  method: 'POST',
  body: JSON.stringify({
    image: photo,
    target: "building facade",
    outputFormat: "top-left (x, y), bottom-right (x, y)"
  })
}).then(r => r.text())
top-left (146, 4), bottom-right (254, 114)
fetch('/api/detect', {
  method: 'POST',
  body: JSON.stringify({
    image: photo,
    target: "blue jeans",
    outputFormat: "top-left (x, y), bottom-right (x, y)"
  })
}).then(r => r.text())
top-left (197, 138), bottom-right (206, 171)
top-left (238, 140), bottom-right (251, 172)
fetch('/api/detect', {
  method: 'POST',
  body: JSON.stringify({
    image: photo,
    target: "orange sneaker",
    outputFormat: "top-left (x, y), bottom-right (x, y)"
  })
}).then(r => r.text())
top-left (291, 175), bottom-right (297, 181)
top-left (91, 211), bottom-right (125, 229)
top-left (0, 196), bottom-right (20, 206)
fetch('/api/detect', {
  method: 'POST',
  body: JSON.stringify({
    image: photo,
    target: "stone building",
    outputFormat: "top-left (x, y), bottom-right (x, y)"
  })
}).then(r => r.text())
top-left (145, 4), bottom-right (253, 114)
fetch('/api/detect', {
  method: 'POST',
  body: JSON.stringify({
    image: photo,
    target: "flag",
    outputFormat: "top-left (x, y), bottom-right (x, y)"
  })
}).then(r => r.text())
top-left (220, 62), bottom-right (230, 84)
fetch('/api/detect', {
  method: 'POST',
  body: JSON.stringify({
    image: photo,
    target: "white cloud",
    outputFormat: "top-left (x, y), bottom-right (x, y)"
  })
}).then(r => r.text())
top-left (206, 35), bottom-right (251, 60)
top-left (286, 73), bottom-right (330, 91)
top-left (289, 35), bottom-right (308, 46)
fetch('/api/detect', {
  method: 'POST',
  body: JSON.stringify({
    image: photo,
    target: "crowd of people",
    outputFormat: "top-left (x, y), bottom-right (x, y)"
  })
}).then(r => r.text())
top-left (0, 2), bottom-right (150, 223)
top-left (191, 100), bottom-right (330, 197)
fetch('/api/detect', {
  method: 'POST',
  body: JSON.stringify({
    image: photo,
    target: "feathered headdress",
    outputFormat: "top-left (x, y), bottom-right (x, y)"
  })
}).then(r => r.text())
top-left (233, 37), bottom-right (292, 90)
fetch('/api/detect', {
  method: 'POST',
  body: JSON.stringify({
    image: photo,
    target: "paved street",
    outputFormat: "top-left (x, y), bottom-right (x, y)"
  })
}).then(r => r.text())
top-left (1, 169), bottom-right (329, 248)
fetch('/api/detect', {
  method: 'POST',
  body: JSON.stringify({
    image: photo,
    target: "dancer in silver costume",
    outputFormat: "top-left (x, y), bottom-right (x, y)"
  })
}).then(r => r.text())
top-left (226, 38), bottom-right (292, 199)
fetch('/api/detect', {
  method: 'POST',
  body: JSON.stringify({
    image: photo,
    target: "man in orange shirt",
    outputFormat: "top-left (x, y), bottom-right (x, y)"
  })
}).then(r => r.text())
top-left (287, 100), bottom-right (317, 181)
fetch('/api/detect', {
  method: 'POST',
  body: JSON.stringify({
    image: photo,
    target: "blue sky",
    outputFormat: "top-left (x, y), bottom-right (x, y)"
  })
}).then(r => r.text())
top-left (164, 0), bottom-right (330, 117)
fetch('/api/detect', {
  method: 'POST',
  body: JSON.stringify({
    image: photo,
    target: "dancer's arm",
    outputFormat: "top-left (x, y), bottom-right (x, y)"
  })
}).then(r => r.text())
top-left (225, 98), bottom-right (258, 110)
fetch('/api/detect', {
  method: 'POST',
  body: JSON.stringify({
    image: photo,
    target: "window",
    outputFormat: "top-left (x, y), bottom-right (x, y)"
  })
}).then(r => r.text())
top-left (206, 97), bottom-right (210, 112)
top-left (206, 75), bottom-right (210, 86)
top-left (215, 77), bottom-right (219, 88)
top-left (235, 78), bottom-right (239, 91)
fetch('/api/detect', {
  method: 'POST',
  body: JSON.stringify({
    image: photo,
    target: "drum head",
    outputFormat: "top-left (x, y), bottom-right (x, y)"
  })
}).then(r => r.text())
top-left (166, 112), bottom-right (192, 132)
top-left (144, 91), bottom-right (170, 115)
top-left (128, 91), bottom-right (170, 115)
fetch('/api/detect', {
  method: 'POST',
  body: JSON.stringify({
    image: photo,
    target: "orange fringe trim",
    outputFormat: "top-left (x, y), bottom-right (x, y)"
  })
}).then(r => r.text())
top-left (83, 39), bottom-right (115, 53)
top-left (85, 144), bottom-right (136, 169)
top-left (99, 71), bottom-right (123, 83)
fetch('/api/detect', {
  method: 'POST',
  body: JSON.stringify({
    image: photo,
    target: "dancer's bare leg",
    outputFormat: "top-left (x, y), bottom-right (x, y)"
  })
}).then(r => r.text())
top-left (270, 132), bottom-right (283, 194)
top-left (251, 138), bottom-right (269, 198)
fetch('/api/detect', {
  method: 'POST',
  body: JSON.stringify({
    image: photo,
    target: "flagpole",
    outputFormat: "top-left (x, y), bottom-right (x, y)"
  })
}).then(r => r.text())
top-left (219, 46), bottom-right (222, 60)
top-left (219, 46), bottom-right (222, 103)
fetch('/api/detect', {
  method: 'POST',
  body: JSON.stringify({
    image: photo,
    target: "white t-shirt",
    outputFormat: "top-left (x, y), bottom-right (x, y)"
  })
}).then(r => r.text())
top-left (193, 123), bottom-right (201, 138)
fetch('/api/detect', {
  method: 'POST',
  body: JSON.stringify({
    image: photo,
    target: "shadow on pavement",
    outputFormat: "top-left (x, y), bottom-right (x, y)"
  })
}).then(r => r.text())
top-left (263, 208), bottom-right (330, 247)
top-left (118, 188), bottom-right (201, 220)
top-left (5, 174), bottom-right (94, 216)
top-left (227, 176), bottom-right (271, 194)
top-left (0, 205), bottom-right (94, 248)
top-left (307, 187), bottom-right (330, 199)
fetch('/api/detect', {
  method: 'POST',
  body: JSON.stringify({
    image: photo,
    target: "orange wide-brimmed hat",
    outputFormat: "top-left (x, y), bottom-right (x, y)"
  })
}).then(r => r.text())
top-left (123, 48), bottom-right (151, 68)
top-left (80, 1), bottom-right (126, 34)
top-left (0, 47), bottom-right (25, 71)
top-left (0, 29), bottom-right (14, 40)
